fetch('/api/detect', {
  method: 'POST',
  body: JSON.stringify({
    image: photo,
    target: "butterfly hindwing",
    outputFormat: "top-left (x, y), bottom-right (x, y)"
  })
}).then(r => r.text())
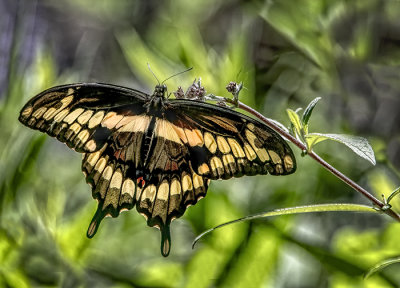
top-left (83, 147), bottom-right (136, 238)
top-left (135, 171), bottom-right (209, 256)
top-left (82, 144), bottom-right (209, 256)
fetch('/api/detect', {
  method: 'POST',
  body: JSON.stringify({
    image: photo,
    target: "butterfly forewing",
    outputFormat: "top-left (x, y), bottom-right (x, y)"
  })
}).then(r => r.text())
top-left (19, 82), bottom-right (296, 257)
top-left (19, 83), bottom-right (148, 153)
top-left (164, 100), bottom-right (296, 179)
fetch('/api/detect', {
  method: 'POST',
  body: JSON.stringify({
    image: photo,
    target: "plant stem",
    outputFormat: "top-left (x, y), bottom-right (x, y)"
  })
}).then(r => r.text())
top-left (233, 100), bottom-right (400, 223)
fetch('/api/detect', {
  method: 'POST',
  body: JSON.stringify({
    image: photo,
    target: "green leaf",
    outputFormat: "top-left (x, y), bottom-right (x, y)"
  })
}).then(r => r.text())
top-left (286, 108), bottom-right (303, 139)
top-left (386, 187), bottom-right (400, 206)
top-left (193, 203), bottom-right (375, 248)
top-left (306, 133), bottom-right (376, 165)
top-left (302, 97), bottom-right (321, 134)
top-left (365, 257), bottom-right (400, 279)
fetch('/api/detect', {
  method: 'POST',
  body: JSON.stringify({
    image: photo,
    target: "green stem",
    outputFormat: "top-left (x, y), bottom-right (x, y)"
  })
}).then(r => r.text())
top-left (227, 99), bottom-right (400, 223)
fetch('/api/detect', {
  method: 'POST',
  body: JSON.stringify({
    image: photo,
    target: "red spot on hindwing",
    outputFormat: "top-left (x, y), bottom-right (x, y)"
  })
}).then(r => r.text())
top-left (137, 177), bottom-right (145, 188)
top-left (114, 149), bottom-right (126, 161)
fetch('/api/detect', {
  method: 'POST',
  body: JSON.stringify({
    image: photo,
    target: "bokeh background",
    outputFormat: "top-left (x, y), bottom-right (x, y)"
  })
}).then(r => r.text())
top-left (1, 0), bottom-right (400, 287)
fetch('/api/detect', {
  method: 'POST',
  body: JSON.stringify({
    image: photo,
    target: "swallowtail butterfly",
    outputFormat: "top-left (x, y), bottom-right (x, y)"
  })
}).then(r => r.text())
top-left (19, 82), bottom-right (296, 256)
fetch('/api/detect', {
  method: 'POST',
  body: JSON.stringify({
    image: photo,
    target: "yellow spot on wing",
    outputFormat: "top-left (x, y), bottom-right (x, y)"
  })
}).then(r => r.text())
top-left (115, 116), bottom-right (134, 129)
top-left (66, 88), bottom-right (75, 96)
top-left (87, 151), bottom-right (101, 167)
top-left (143, 185), bottom-right (157, 202)
top-left (63, 108), bottom-right (84, 124)
top-left (77, 110), bottom-right (94, 125)
top-left (217, 136), bottom-right (231, 154)
top-left (172, 125), bottom-right (187, 143)
top-left (42, 107), bottom-right (57, 120)
top-left (222, 154), bottom-right (237, 175)
top-left (158, 181), bottom-right (170, 200)
top-left (76, 129), bottom-right (90, 143)
top-left (94, 157), bottom-right (107, 175)
top-left (204, 132), bottom-right (217, 153)
top-left (244, 144), bottom-right (256, 160)
top-left (110, 170), bottom-right (123, 189)
top-left (257, 148), bottom-right (270, 162)
top-left (54, 109), bottom-right (69, 122)
top-left (117, 115), bottom-right (151, 133)
top-left (192, 173), bottom-right (204, 189)
top-left (284, 155), bottom-right (294, 171)
top-left (102, 166), bottom-right (113, 181)
top-left (198, 163), bottom-right (210, 175)
top-left (210, 157), bottom-right (223, 171)
top-left (32, 107), bottom-right (47, 118)
top-left (51, 95), bottom-right (74, 120)
top-left (61, 94), bottom-right (74, 105)
top-left (88, 111), bottom-right (105, 128)
top-left (69, 123), bottom-right (82, 135)
top-left (246, 129), bottom-right (270, 162)
top-left (184, 128), bottom-right (204, 146)
top-left (222, 154), bottom-right (235, 166)
top-left (268, 150), bottom-right (282, 164)
top-left (102, 112), bottom-right (124, 129)
top-left (247, 123), bottom-right (255, 131)
top-left (170, 179), bottom-right (181, 196)
top-left (21, 106), bottom-right (33, 117)
top-left (122, 179), bottom-right (135, 197)
top-left (245, 129), bottom-right (258, 147)
top-left (155, 119), bottom-right (181, 144)
top-left (85, 140), bottom-right (97, 152)
top-left (182, 174), bottom-right (193, 192)
top-left (228, 138), bottom-right (245, 158)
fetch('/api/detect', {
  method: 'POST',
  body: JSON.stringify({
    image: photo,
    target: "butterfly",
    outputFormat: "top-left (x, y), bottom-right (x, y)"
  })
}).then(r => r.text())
top-left (18, 82), bottom-right (296, 256)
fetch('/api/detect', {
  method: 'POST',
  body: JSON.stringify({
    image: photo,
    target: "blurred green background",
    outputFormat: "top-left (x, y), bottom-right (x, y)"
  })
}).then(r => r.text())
top-left (1, 0), bottom-right (400, 287)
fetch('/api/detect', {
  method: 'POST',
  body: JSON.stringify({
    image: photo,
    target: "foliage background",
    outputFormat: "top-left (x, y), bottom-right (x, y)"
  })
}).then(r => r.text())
top-left (1, 0), bottom-right (400, 287)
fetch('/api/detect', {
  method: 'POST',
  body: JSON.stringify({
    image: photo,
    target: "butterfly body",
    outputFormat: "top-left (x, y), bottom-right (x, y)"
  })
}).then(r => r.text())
top-left (19, 82), bottom-right (296, 256)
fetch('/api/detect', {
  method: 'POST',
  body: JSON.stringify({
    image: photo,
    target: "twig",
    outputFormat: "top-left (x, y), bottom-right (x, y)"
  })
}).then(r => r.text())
top-left (224, 98), bottom-right (400, 223)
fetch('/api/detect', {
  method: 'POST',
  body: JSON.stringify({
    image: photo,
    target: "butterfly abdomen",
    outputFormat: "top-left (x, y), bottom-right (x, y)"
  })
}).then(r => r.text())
top-left (141, 117), bottom-right (157, 166)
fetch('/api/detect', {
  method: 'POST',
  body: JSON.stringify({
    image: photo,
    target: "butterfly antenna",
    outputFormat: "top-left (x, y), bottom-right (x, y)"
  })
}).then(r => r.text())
top-left (147, 63), bottom-right (160, 85)
top-left (161, 67), bottom-right (193, 84)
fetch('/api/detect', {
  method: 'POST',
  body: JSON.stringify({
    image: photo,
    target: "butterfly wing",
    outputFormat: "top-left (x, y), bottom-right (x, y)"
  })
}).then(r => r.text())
top-left (18, 83), bottom-right (149, 153)
top-left (163, 99), bottom-right (296, 179)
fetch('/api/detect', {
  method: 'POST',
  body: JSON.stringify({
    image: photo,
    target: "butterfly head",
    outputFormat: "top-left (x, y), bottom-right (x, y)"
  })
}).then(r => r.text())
top-left (154, 84), bottom-right (168, 99)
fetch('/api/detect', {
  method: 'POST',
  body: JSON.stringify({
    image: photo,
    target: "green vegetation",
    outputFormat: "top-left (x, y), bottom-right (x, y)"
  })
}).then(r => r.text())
top-left (1, 0), bottom-right (400, 287)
